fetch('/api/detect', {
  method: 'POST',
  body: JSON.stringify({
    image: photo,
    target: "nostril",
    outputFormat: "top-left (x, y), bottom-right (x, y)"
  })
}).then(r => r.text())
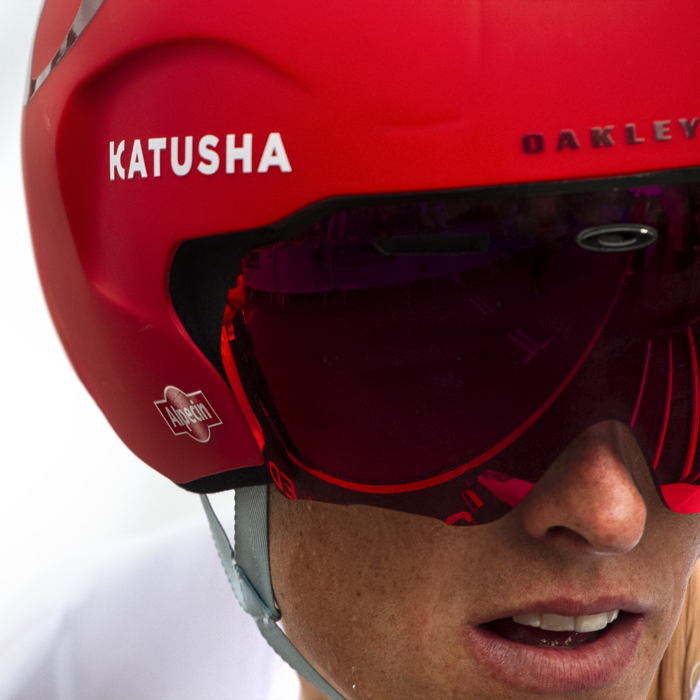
top-left (545, 526), bottom-right (590, 549)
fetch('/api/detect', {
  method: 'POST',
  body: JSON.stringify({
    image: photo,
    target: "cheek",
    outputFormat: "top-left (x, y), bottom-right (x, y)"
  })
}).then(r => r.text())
top-left (645, 508), bottom-right (700, 586)
top-left (269, 499), bottom-right (388, 668)
top-left (634, 511), bottom-right (700, 656)
top-left (270, 501), bottom-right (409, 656)
top-left (268, 494), bottom-right (466, 697)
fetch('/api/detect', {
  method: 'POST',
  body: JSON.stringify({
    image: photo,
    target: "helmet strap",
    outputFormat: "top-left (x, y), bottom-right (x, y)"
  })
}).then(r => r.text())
top-left (200, 488), bottom-right (347, 700)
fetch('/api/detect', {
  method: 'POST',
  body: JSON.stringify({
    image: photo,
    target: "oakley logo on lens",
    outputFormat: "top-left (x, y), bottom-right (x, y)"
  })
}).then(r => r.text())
top-left (575, 225), bottom-right (658, 253)
top-left (522, 118), bottom-right (699, 154)
top-left (154, 386), bottom-right (223, 443)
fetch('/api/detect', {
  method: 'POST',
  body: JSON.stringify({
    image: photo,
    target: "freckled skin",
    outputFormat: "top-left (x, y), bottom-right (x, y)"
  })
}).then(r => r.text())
top-left (268, 422), bottom-right (700, 700)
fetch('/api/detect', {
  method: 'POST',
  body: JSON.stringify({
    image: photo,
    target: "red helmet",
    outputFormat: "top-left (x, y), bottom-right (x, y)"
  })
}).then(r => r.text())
top-left (24, 0), bottom-right (700, 524)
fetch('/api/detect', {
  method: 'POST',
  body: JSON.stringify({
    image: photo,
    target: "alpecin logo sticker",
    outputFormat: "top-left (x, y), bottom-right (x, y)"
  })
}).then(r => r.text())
top-left (154, 386), bottom-right (223, 443)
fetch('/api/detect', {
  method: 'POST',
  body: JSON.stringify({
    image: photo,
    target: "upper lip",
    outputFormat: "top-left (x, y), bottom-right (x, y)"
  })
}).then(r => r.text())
top-left (472, 596), bottom-right (651, 625)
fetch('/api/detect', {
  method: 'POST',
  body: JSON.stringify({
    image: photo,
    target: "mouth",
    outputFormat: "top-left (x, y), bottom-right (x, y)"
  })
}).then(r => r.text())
top-left (465, 602), bottom-right (646, 693)
top-left (481, 609), bottom-right (621, 648)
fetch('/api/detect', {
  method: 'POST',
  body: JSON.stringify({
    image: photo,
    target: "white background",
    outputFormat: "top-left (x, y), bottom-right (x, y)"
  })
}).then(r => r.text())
top-left (0, 0), bottom-right (233, 608)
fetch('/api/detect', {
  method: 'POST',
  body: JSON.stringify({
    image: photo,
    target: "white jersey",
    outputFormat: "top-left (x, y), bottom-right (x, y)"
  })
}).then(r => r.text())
top-left (0, 509), bottom-right (299, 700)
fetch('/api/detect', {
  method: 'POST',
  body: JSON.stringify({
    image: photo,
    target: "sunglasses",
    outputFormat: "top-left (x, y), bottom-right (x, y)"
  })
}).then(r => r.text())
top-left (220, 176), bottom-right (700, 524)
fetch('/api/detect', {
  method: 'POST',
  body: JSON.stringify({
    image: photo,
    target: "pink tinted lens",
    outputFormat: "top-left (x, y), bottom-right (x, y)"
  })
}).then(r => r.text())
top-left (228, 183), bottom-right (700, 522)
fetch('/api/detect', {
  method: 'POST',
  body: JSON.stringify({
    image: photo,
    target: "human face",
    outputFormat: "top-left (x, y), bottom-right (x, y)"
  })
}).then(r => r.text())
top-left (268, 420), bottom-right (700, 700)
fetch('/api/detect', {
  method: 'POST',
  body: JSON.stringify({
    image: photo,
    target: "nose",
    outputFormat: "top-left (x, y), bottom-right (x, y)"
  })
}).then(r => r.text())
top-left (516, 421), bottom-right (648, 554)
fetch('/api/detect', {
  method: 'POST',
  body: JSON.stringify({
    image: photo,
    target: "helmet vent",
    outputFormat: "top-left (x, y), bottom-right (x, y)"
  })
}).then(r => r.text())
top-left (575, 224), bottom-right (658, 252)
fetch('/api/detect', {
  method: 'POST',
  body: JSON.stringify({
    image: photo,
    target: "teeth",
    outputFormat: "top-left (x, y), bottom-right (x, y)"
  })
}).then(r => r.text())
top-left (574, 612), bottom-right (609, 633)
top-left (512, 610), bottom-right (620, 633)
top-left (540, 613), bottom-right (575, 631)
top-left (511, 613), bottom-right (540, 628)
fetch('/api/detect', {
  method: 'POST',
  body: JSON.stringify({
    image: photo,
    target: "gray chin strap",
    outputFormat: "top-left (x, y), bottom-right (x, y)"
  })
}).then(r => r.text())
top-left (200, 487), bottom-right (347, 700)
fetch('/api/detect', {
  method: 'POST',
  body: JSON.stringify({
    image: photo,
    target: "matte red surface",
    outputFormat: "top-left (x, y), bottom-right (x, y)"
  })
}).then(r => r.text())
top-left (23, 0), bottom-right (700, 485)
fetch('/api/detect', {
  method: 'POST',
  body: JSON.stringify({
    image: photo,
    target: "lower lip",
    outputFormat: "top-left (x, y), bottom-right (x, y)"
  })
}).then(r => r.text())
top-left (464, 613), bottom-right (645, 693)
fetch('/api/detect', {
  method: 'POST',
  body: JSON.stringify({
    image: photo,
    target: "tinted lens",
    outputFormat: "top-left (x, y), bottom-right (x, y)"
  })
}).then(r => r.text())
top-left (225, 182), bottom-right (700, 523)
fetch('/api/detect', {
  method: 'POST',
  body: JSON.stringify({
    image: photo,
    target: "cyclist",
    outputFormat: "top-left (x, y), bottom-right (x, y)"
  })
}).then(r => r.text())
top-left (18, 0), bottom-right (700, 697)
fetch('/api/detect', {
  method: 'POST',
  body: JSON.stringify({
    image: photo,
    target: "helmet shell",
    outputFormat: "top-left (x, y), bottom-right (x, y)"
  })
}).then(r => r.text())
top-left (24, 0), bottom-right (700, 485)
